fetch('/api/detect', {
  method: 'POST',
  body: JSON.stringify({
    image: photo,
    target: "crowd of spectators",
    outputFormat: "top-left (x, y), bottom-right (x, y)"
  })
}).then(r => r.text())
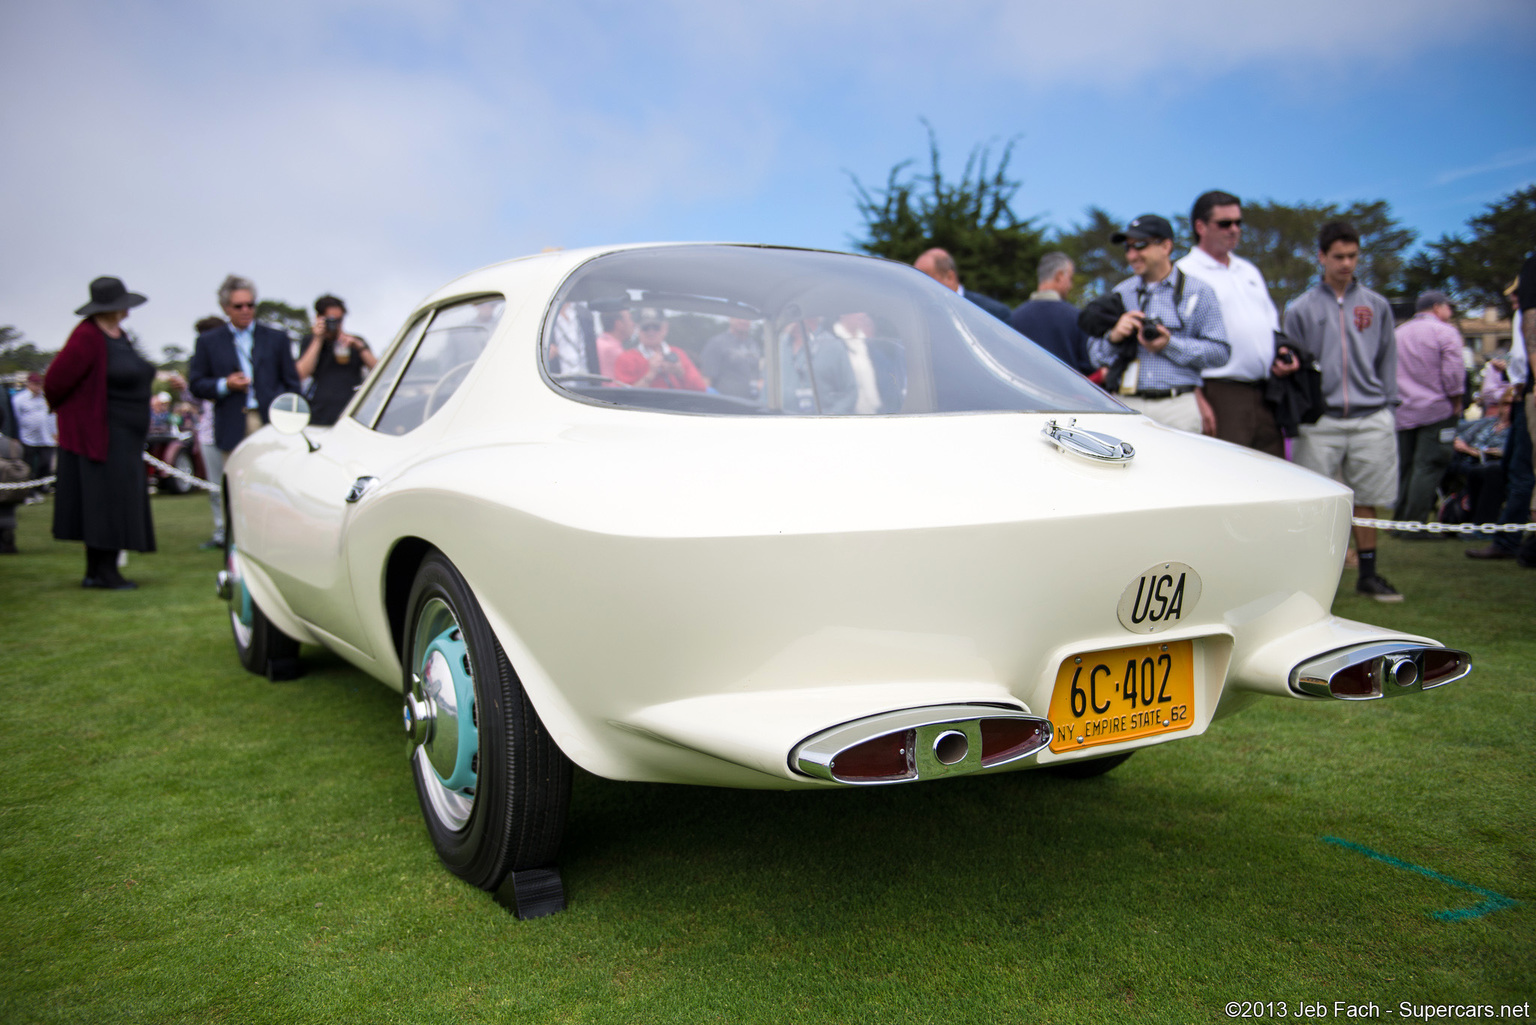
top-left (913, 189), bottom-right (1536, 595)
top-left (5, 205), bottom-right (1535, 593)
top-left (0, 272), bottom-right (377, 572)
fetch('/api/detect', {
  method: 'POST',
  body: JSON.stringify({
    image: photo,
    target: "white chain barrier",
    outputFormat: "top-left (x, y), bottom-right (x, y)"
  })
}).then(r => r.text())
top-left (1350, 517), bottom-right (1536, 535)
top-left (0, 475), bottom-right (54, 490)
top-left (6, 465), bottom-right (1533, 531)
top-left (140, 451), bottom-right (221, 493)
top-left (0, 452), bottom-right (220, 493)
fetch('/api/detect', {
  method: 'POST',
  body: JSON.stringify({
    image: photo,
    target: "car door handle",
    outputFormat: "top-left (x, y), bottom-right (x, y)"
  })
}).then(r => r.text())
top-left (1041, 419), bottom-right (1135, 465)
top-left (346, 476), bottom-right (378, 503)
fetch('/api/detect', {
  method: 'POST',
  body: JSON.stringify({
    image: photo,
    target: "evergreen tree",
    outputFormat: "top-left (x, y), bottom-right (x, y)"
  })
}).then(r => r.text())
top-left (849, 122), bottom-right (1049, 306)
top-left (1400, 186), bottom-right (1536, 314)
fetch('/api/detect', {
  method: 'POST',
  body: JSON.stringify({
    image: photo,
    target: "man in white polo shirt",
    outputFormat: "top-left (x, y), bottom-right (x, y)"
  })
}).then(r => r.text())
top-left (1178, 190), bottom-right (1298, 455)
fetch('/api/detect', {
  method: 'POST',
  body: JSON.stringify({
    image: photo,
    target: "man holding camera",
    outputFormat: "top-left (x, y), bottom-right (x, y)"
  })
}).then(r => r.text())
top-left (1088, 214), bottom-right (1230, 432)
top-left (612, 308), bottom-right (707, 391)
top-left (296, 294), bottom-right (375, 426)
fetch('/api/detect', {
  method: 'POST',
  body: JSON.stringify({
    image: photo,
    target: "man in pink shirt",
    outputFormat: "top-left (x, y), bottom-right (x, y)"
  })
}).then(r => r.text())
top-left (1394, 290), bottom-right (1466, 527)
top-left (612, 308), bottom-right (707, 391)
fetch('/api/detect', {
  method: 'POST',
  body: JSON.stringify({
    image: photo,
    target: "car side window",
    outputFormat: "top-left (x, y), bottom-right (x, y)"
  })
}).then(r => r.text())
top-left (352, 312), bottom-right (430, 429)
top-left (373, 296), bottom-right (506, 436)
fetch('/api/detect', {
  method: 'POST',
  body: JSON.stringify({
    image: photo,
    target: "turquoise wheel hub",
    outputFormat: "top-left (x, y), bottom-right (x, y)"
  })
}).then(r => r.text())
top-left (227, 546), bottom-right (254, 646)
top-left (421, 626), bottom-right (478, 792)
top-left (407, 598), bottom-right (479, 831)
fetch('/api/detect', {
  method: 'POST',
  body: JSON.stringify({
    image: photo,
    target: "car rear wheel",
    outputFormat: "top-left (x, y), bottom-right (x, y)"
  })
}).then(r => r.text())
top-left (403, 553), bottom-right (570, 890)
top-left (225, 544), bottom-right (302, 680)
top-left (1046, 751), bottom-right (1134, 779)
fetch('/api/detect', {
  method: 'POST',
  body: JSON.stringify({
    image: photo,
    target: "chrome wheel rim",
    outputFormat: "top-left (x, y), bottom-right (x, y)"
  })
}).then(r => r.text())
top-left (408, 597), bottom-right (479, 831)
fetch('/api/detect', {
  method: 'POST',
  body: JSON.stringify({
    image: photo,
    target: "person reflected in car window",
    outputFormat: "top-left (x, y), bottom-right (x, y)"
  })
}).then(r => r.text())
top-left (612, 309), bottom-right (707, 390)
top-left (699, 317), bottom-right (762, 400)
top-left (832, 312), bottom-right (889, 414)
top-left (594, 309), bottom-right (634, 379)
top-left (779, 316), bottom-right (856, 414)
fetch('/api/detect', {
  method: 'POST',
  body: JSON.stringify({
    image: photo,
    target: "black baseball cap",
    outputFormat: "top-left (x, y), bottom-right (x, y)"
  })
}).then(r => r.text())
top-left (1111, 214), bottom-right (1174, 245)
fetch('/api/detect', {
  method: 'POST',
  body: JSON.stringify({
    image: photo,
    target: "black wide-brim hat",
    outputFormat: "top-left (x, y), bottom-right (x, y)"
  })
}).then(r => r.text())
top-left (75, 276), bottom-right (148, 316)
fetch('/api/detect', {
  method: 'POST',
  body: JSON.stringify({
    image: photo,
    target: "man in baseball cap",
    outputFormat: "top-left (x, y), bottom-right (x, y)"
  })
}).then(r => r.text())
top-left (1087, 214), bottom-right (1230, 432)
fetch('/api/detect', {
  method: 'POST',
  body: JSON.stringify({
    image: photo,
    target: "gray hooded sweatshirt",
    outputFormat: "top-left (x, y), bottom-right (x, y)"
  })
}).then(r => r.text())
top-left (1282, 278), bottom-right (1397, 418)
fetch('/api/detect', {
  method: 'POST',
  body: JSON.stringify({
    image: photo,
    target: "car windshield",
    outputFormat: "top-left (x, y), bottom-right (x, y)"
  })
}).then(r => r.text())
top-left (541, 245), bottom-right (1125, 416)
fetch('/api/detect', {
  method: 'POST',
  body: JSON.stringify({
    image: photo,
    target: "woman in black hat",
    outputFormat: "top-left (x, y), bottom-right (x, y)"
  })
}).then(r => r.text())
top-left (43, 276), bottom-right (158, 589)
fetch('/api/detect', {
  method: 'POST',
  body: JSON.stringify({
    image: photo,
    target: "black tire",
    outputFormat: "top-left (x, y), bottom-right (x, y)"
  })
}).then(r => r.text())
top-left (1046, 751), bottom-right (1134, 779)
top-left (403, 552), bottom-right (571, 890)
top-left (226, 544), bottom-right (302, 680)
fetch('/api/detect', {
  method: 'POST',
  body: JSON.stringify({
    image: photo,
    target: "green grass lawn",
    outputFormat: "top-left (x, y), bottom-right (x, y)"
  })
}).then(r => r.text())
top-left (1, 496), bottom-right (1531, 1024)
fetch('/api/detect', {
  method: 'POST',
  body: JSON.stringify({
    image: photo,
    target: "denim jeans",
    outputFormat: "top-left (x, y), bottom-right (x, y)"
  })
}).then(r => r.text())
top-left (1493, 396), bottom-right (1533, 553)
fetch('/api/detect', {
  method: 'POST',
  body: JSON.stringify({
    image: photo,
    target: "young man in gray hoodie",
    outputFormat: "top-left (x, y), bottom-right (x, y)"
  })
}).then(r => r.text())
top-left (1284, 221), bottom-right (1402, 601)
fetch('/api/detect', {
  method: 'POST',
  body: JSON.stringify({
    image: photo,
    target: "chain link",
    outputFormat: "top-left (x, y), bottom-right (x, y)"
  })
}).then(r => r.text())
top-left (7, 462), bottom-right (1531, 530)
top-left (1351, 517), bottom-right (1536, 534)
top-left (1, 452), bottom-right (220, 493)
top-left (0, 475), bottom-right (55, 491)
top-left (141, 452), bottom-right (221, 493)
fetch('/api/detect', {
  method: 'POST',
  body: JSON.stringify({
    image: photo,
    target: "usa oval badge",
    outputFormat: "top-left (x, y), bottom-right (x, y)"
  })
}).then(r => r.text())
top-left (1118, 563), bottom-right (1201, 634)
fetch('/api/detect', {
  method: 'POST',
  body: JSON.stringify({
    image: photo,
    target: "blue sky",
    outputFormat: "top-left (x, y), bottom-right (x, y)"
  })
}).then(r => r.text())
top-left (3, 0), bottom-right (1533, 357)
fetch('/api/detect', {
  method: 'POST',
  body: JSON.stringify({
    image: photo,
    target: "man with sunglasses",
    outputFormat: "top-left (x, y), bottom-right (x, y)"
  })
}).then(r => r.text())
top-left (188, 274), bottom-right (302, 548)
top-left (1177, 191), bottom-right (1295, 454)
top-left (1088, 214), bottom-right (1230, 432)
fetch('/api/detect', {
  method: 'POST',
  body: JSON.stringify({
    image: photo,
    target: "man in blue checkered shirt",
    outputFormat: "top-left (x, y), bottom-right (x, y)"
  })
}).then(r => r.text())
top-left (1088, 214), bottom-right (1231, 432)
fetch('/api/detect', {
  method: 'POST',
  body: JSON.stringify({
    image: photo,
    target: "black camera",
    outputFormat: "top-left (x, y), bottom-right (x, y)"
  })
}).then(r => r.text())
top-left (664, 351), bottom-right (679, 364)
top-left (1139, 316), bottom-right (1164, 342)
top-left (324, 315), bottom-right (341, 334)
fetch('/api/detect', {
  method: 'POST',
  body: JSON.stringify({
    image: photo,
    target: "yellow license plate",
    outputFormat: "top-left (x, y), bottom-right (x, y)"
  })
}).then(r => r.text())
top-left (1048, 640), bottom-right (1195, 753)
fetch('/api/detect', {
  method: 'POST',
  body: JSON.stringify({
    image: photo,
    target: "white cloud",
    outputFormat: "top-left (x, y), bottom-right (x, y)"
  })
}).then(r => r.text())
top-left (1, 0), bottom-right (1529, 356)
top-left (1434, 146), bottom-right (1536, 185)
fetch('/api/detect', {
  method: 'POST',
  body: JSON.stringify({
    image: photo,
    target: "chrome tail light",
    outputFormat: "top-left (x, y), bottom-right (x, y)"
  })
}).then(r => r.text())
top-left (1290, 643), bottom-right (1471, 701)
top-left (791, 705), bottom-right (1052, 785)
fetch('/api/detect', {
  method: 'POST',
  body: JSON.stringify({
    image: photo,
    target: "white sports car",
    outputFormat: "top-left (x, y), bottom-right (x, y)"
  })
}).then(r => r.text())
top-left (219, 243), bottom-right (1470, 916)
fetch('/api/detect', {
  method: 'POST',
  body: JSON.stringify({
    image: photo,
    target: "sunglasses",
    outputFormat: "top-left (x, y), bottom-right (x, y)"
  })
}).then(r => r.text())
top-left (228, 302), bottom-right (255, 310)
top-left (1124, 239), bottom-right (1155, 251)
top-left (1213, 218), bottom-right (1243, 229)
top-left (639, 322), bottom-right (664, 331)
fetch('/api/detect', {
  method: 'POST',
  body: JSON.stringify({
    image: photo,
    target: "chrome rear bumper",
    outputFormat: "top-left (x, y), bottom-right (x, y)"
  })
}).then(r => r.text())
top-left (791, 704), bottom-right (1052, 785)
top-left (1290, 642), bottom-right (1471, 700)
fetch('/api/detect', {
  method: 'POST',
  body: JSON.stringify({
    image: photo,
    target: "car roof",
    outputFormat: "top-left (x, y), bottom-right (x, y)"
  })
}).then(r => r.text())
top-left (419, 242), bottom-right (877, 309)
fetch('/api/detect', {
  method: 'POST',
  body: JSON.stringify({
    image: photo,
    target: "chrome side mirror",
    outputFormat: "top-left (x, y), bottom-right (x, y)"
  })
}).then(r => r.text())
top-left (269, 393), bottom-right (317, 451)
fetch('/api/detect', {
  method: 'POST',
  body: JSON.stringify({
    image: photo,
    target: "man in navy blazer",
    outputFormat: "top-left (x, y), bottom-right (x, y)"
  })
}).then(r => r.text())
top-left (914, 247), bottom-right (1013, 322)
top-left (188, 274), bottom-right (301, 547)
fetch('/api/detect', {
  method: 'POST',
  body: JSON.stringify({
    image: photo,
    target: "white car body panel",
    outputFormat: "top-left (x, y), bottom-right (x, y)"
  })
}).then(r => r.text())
top-left (225, 244), bottom-right (1447, 791)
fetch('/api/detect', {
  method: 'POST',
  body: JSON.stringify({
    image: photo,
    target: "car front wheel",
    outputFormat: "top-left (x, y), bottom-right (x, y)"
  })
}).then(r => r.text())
top-left (403, 552), bottom-right (571, 891)
top-left (225, 544), bottom-right (302, 680)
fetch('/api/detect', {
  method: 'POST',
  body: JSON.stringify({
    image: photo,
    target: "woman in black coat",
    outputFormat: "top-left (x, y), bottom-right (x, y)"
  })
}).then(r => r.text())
top-left (43, 277), bottom-right (158, 589)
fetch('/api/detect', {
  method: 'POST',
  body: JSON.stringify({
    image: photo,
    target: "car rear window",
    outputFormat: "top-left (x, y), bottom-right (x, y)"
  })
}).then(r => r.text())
top-left (541, 245), bottom-right (1124, 417)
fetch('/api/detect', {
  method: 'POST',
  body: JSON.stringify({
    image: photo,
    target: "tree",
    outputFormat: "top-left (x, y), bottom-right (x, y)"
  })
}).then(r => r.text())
top-left (849, 122), bottom-right (1049, 306)
top-left (1053, 206), bottom-right (1128, 302)
top-left (0, 327), bottom-right (55, 375)
top-left (256, 299), bottom-right (310, 340)
top-left (1399, 186), bottom-right (1536, 314)
top-left (158, 344), bottom-right (188, 376)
